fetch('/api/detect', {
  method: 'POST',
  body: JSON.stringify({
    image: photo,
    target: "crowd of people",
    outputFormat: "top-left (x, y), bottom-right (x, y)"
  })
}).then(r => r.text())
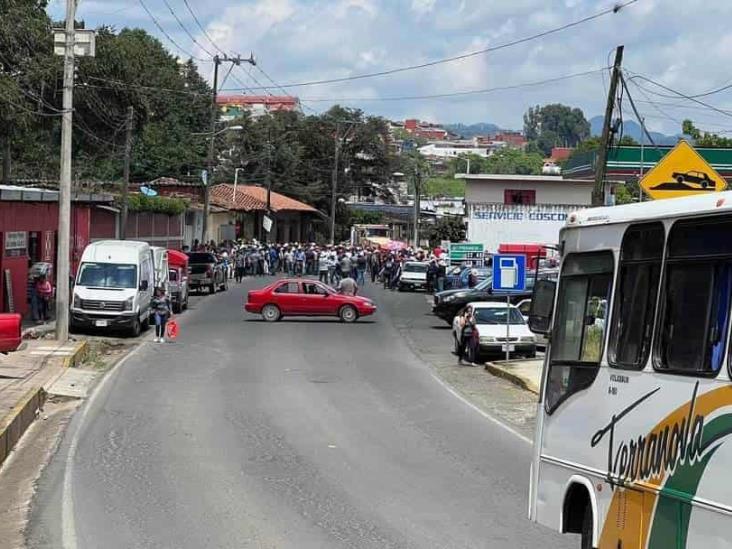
top-left (184, 239), bottom-right (454, 293)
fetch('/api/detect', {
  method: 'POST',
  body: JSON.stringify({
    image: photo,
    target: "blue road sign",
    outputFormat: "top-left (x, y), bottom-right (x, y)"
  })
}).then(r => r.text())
top-left (492, 254), bottom-right (526, 292)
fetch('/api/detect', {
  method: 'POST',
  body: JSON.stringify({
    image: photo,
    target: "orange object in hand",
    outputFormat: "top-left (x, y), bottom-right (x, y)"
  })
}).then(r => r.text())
top-left (166, 319), bottom-right (179, 340)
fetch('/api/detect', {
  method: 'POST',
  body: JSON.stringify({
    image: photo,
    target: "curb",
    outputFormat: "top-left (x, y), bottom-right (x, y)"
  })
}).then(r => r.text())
top-left (62, 340), bottom-right (88, 369)
top-left (0, 339), bottom-right (86, 470)
top-left (0, 387), bottom-right (46, 469)
top-left (484, 362), bottom-right (539, 395)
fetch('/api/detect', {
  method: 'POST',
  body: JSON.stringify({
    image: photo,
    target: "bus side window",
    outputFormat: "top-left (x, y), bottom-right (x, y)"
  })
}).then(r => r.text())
top-left (546, 252), bottom-right (614, 414)
top-left (608, 223), bottom-right (664, 370)
top-left (655, 216), bottom-right (732, 375)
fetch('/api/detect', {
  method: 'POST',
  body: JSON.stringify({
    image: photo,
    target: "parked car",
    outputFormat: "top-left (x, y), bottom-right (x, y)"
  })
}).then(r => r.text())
top-left (433, 270), bottom-right (558, 324)
top-left (0, 313), bottom-right (22, 353)
top-left (516, 299), bottom-right (548, 350)
top-left (187, 252), bottom-right (227, 294)
top-left (245, 278), bottom-right (376, 323)
top-left (398, 261), bottom-right (428, 291)
top-left (445, 265), bottom-right (491, 289)
top-left (452, 302), bottom-right (536, 362)
top-left (71, 240), bottom-right (154, 336)
top-left (167, 249), bottom-right (189, 314)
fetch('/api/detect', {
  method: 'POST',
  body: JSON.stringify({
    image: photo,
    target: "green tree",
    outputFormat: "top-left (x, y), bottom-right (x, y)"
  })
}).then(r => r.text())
top-left (425, 216), bottom-right (466, 247)
top-left (0, 0), bottom-right (57, 182)
top-left (523, 103), bottom-right (591, 155)
top-left (682, 119), bottom-right (732, 147)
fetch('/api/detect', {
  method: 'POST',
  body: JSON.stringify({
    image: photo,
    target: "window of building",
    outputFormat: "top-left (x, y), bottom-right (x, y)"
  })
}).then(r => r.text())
top-left (546, 252), bottom-right (614, 414)
top-left (609, 223), bottom-right (664, 370)
top-left (655, 216), bottom-right (732, 376)
top-left (504, 189), bottom-right (536, 205)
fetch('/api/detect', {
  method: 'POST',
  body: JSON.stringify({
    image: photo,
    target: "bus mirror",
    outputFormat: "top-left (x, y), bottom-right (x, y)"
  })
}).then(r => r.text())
top-left (528, 279), bottom-right (556, 335)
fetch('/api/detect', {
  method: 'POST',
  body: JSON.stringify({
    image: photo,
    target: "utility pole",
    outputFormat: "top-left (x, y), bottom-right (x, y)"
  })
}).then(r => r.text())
top-left (202, 54), bottom-right (254, 246)
top-left (120, 106), bottom-right (134, 239)
top-left (202, 55), bottom-right (220, 247)
top-left (55, 0), bottom-right (76, 342)
top-left (330, 123), bottom-right (340, 246)
top-left (413, 167), bottom-right (422, 247)
top-left (592, 45), bottom-right (624, 207)
top-left (264, 126), bottom-right (272, 243)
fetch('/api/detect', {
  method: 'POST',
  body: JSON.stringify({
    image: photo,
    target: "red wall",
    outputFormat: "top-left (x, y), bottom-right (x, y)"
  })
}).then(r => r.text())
top-left (0, 202), bottom-right (91, 316)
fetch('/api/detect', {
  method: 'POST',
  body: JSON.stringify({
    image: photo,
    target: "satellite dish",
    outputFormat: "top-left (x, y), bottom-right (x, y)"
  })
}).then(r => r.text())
top-left (140, 186), bottom-right (158, 197)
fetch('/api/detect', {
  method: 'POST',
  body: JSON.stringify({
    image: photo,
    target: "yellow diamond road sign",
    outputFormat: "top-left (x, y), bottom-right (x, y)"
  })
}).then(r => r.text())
top-left (640, 140), bottom-right (727, 200)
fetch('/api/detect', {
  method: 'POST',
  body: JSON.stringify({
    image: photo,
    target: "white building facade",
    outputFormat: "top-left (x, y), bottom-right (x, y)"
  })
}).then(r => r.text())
top-left (459, 174), bottom-right (603, 252)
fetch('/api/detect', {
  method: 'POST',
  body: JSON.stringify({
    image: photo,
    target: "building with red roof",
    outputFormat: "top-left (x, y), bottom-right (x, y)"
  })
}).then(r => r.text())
top-left (217, 95), bottom-right (300, 120)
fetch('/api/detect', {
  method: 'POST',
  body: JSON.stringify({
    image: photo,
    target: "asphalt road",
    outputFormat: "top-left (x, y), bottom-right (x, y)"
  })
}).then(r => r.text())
top-left (27, 276), bottom-right (574, 549)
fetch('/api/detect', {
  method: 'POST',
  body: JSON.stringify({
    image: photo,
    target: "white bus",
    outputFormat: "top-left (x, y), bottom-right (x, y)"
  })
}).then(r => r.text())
top-left (527, 191), bottom-right (732, 549)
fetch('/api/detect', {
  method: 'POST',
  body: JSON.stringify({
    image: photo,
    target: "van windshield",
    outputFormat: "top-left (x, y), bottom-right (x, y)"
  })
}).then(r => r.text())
top-left (78, 263), bottom-right (137, 289)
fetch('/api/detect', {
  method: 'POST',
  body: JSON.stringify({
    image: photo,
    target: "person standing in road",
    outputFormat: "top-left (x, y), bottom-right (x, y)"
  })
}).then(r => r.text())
top-left (369, 251), bottom-right (381, 283)
top-left (339, 253), bottom-right (352, 282)
top-left (337, 275), bottom-right (358, 296)
top-left (356, 252), bottom-right (367, 286)
top-left (436, 259), bottom-right (447, 293)
top-left (456, 306), bottom-right (476, 365)
top-left (235, 253), bottom-right (246, 283)
top-left (151, 286), bottom-right (172, 343)
top-left (318, 251), bottom-right (330, 284)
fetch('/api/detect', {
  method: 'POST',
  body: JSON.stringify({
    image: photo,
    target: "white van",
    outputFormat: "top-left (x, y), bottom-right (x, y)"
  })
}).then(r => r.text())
top-left (71, 240), bottom-right (154, 336)
top-left (150, 246), bottom-right (169, 291)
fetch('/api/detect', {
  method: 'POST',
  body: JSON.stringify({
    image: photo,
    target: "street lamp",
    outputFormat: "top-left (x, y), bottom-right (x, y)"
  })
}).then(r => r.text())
top-left (233, 167), bottom-right (245, 203)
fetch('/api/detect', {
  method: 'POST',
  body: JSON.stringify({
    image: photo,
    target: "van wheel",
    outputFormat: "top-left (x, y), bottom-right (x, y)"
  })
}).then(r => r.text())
top-left (581, 502), bottom-right (593, 549)
top-left (262, 304), bottom-right (281, 322)
top-left (141, 314), bottom-right (150, 331)
top-left (453, 335), bottom-right (460, 355)
top-left (173, 302), bottom-right (181, 314)
top-left (339, 305), bottom-right (358, 323)
top-left (208, 283), bottom-right (215, 294)
top-left (130, 316), bottom-right (141, 337)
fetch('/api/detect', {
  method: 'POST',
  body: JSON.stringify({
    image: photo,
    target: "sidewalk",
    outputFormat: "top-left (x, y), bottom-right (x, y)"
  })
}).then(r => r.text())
top-left (484, 358), bottom-right (543, 394)
top-left (0, 338), bottom-right (87, 468)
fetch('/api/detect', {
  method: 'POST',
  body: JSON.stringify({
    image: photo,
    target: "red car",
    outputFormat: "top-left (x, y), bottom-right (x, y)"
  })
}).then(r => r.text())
top-left (0, 313), bottom-right (22, 353)
top-left (245, 279), bottom-right (376, 323)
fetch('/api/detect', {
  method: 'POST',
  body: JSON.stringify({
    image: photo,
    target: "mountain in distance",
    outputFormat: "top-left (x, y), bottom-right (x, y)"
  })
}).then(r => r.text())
top-left (443, 122), bottom-right (502, 138)
top-left (589, 116), bottom-right (680, 146)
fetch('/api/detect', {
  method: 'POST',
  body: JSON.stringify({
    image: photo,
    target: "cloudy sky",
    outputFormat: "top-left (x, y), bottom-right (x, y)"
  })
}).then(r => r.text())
top-left (47, 0), bottom-right (732, 135)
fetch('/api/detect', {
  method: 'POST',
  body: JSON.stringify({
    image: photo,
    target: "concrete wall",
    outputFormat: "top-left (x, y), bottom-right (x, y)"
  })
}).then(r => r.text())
top-left (465, 178), bottom-right (593, 206)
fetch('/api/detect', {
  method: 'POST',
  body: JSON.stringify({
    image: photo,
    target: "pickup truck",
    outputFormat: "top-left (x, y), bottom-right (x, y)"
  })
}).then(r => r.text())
top-left (186, 252), bottom-right (227, 294)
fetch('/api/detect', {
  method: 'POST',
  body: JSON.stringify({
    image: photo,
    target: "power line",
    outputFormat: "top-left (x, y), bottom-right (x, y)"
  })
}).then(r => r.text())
top-left (136, 0), bottom-right (206, 62)
top-left (181, 0), bottom-right (228, 56)
top-left (223, 0), bottom-right (640, 90)
top-left (626, 72), bottom-right (732, 120)
top-left (160, 0), bottom-right (214, 58)
top-left (275, 67), bottom-right (608, 102)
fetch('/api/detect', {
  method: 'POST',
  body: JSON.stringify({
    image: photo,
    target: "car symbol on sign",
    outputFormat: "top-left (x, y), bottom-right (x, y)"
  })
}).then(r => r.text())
top-left (650, 170), bottom-right (717, 192)
top-left (672, 170), bottom-right (714, 189)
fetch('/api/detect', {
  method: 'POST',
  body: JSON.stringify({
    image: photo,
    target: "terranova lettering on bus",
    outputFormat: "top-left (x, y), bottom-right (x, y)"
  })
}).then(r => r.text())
top-left (591, 383), bottom-right (705, 488)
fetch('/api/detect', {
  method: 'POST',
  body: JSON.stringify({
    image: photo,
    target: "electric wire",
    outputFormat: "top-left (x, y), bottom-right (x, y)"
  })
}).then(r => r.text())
top-left (219, 0), bottom-right (640, 90)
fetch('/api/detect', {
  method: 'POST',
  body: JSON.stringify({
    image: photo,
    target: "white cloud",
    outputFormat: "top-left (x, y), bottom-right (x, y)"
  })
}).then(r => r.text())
top-left (56, 0), bottom-right (732, 134)
top-left (411, 0), bottom-right (436, 16)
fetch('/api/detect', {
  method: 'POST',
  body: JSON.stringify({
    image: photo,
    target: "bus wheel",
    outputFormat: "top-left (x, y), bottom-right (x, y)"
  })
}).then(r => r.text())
top-left (581, 502), bottom-right (593, 549)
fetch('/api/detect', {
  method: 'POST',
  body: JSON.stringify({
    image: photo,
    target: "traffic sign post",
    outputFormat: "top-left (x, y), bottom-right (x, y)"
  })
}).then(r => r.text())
top-left (449, 243), bottom-right (485, 266)
top-left (492, 254), bottom-right (527, 362)
top-left (640, 140), bottom-right (727, 200)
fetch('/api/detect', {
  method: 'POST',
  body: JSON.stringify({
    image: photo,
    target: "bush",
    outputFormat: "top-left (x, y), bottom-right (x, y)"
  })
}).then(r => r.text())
top-left (123, 194), bottom-right (188, 216)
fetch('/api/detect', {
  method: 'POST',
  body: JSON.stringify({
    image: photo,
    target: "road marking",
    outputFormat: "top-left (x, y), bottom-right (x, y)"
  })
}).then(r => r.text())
top-left (62, 341), bottom-right (146, 549)
top-left (428, 372), bottom-right (532, 445)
